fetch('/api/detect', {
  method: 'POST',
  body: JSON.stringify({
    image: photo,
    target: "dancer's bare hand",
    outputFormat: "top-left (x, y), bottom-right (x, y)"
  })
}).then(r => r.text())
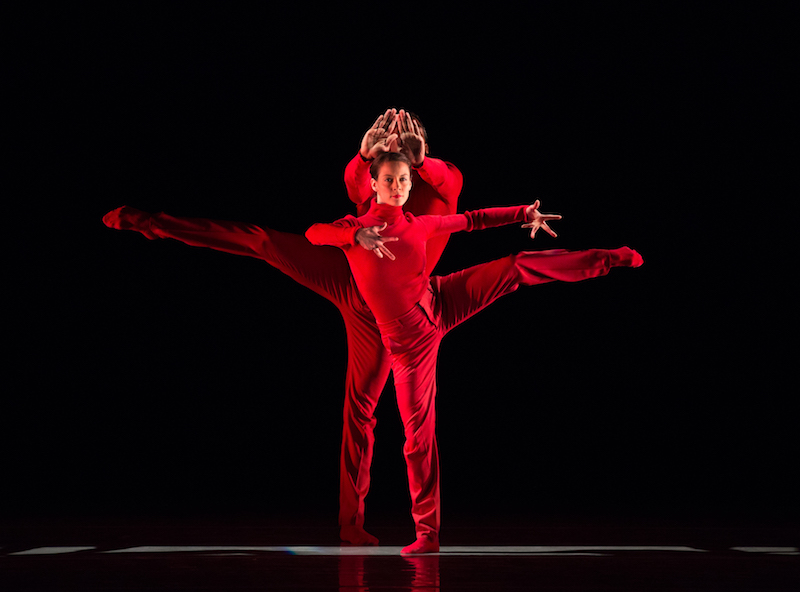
top-left (397, 109), bottom-right (426, 167)
top-left (360, 109), bottom-right (400, 160)
top-left (355, 223), bottom-right (399, 260)
top-left (522, 200), bottom-right (562, 239)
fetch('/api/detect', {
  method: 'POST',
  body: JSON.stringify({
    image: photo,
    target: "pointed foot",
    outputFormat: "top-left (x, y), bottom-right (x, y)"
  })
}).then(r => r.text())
top-left (610, 246), bottom-right (644, 268)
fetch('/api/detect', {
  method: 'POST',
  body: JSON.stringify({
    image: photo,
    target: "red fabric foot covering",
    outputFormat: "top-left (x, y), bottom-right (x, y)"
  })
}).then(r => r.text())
top-left (401, 536), bottom-right (439, 555)
top-left (102, 206), bottom-right (158, 240)
top-left (340, 526), bottom-right (379, 546)
top-left (611, 246), bottom-right (644, 267)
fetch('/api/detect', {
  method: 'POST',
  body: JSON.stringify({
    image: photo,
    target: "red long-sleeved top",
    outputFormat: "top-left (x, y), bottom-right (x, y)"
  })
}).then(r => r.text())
top-left (344, 153), bottom-right (463, 274)
top-left (306, 202), bottom-right (529, 323)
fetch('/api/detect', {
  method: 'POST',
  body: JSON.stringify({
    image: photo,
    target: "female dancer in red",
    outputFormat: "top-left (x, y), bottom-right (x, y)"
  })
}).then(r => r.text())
top-left (305, 151), bottom-right (643, 554)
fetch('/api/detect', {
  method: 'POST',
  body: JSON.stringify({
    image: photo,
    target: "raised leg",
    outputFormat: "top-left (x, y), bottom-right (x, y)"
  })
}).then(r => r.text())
top-left (436, 247), bottom-right (643, 334)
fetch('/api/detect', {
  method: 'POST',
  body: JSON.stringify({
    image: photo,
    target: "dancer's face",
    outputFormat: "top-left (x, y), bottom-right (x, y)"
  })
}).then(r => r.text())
top-left (371, 161), bottom-right (412, 207)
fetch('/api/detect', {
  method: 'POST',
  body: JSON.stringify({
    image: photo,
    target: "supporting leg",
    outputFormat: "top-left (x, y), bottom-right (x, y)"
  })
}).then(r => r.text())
top-left (338, 310), bottom-right (391, 545)
top-left (104, 208), bottom-right (395, 544)
top-left (379, 307), bottom-right (443, 552)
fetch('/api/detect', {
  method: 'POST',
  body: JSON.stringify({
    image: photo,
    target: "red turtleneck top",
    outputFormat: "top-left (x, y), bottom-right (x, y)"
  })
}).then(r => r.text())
top-left (306, 202), bottom-right (529, 323)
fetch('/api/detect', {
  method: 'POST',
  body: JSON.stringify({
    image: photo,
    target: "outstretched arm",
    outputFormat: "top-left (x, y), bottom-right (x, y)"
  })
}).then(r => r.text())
top-left (305, 217), bottom-right (399, 260)
top-left (420, 201), bottom-right (561, 238)
top-left (304, 215), bottom-right (362, 248)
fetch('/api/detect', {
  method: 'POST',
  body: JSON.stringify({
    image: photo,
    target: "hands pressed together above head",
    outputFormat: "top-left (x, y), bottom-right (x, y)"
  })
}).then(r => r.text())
top-left (360, 108), bottom-right (426, 167)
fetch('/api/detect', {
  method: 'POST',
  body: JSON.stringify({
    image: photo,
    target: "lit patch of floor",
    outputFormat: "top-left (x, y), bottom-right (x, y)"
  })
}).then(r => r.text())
top-left (731, 547), bottom-right (799, 555)
top-left (7, 545), bottom-right (798, 557)
top-left (98, 545), bottom-right (709, 556)
top-left (10, 547), bottom-right (96, 556)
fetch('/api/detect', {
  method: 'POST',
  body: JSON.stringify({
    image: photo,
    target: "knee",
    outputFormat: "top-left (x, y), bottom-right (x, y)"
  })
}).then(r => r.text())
top-left (344, 389), bottom-right (380, 427)
top-left (403, 424), bottom-right (435, 459)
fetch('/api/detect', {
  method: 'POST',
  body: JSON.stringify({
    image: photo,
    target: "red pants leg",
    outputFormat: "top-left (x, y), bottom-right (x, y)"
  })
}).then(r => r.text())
top-left (338, 306), bottom-right (391, 533)
top-left (372, 246), bottom-right (641, 540)
top-left (104, 208), bottom-right (389, 537)
top-left (378, 306), bottom-right (443, 541)
top-left (435, 247), bottom-right (642, 333)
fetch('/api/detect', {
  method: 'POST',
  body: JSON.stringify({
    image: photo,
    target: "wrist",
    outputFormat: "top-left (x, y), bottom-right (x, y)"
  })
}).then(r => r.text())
top-left (352, 226), bottom-right (365, 246)
top-left (524, 205), bottom-right (533, 223)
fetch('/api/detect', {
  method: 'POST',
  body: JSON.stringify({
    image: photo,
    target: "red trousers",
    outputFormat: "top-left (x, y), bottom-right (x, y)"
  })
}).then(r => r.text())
top-left (104, 208), bottom-right (639, 539)
top-left (103, 209), bottom-right (391, 533)
top-left (375, 248), bottom-right (636, 539)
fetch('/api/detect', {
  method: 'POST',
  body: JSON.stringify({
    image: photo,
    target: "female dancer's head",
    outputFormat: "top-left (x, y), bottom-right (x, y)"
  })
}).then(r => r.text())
top-left (370, 152), bottom-right (413, 207)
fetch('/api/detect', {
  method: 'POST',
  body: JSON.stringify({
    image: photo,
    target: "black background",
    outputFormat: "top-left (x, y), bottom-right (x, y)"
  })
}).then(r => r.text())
top-left (6, 4), bottom-right (796, 532)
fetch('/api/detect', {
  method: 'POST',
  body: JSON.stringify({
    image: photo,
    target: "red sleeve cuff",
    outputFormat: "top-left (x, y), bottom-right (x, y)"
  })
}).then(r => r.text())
top-left (347, 225), bottom-right (361, 247)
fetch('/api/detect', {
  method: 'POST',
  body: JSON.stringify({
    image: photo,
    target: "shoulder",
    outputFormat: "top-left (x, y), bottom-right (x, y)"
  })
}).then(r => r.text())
top-left (419, 156), bottom-right (463, 175)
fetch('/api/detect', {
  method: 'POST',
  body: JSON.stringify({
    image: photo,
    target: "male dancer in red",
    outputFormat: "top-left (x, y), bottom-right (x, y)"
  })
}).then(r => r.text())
top-left (306, 151), bottom-right (643, 554)
top-left (103, 109), bottom-right (462, 547)
top-left (338, 110), bottom-right (461, 545)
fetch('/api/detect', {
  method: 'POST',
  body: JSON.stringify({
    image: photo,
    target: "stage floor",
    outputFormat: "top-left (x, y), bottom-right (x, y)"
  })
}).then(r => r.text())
top-left (2, 517), bottom-right (798, 591)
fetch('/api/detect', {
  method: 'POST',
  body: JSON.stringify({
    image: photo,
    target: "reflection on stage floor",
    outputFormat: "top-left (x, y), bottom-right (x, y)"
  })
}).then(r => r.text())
top-left (2, 519), bottom-right (798, 591)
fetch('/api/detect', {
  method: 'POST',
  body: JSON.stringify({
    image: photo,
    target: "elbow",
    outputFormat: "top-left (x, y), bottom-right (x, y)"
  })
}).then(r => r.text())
top-left (462, 211), bottom-right (477, 232)
top-left (305, 225), bottom-right (322, 245)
